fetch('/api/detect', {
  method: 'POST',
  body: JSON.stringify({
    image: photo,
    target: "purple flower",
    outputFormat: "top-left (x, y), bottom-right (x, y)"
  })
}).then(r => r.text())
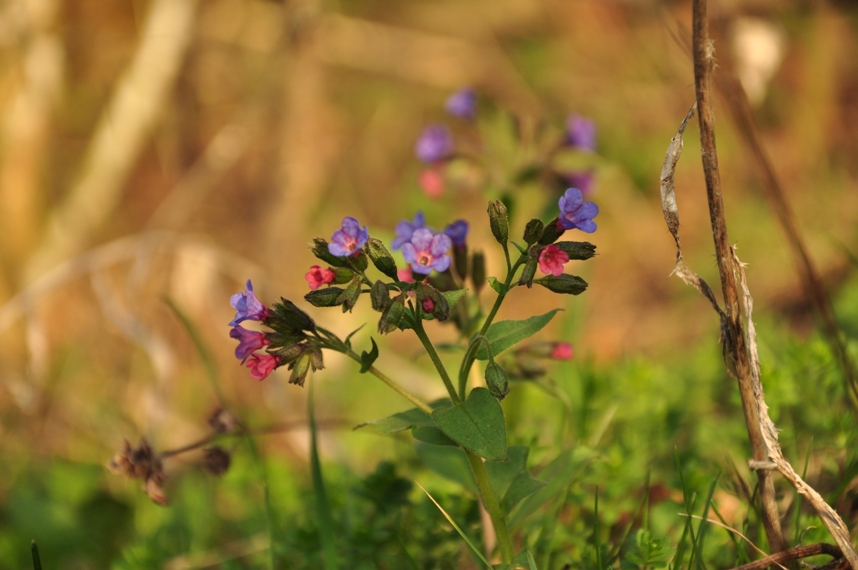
top-left (558, 188), bottom-right (599, 233)
top-left (402, 228), bottom-right (452, 275)
top-left (391, 211), bottom-right (426, 250)
top-left (444, 220), bottom-right (468, 248)
top-left (445, 88), bottom-right (477, 119)
top-left (328, 216), bottom-right (369, 257)
top-left (564, 170), bottom-right (595, 197)
top-left (565, 114), bottom-right (597, 151)
top-left (415, 124), bottom-right (453, 163)
top-left (229, 325), bottom-right (271, 361)
top-left (229, 280), bottom-right (269, 326)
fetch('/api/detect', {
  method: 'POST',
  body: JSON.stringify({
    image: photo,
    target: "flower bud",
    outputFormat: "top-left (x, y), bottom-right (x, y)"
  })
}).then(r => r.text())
top-left (305, 287), bottom-right (345, 307)
top-left (288, 353), bottom-right (312, 386)
top-left (203, 446), bottom-right (231, 477)
top-left (337, 276), bottom-right (363, 312)
top-left (349, 250), bottom-right (369, 272)
top-left (518, 257), bottom-right (538, 288)
top-left (270, 298), bottom-right (316, 332)
top-left (330, 266), bottom-right (355, 285)
top-left (370, 280), bottom-right (390, 312)
top-left (487, 200), bottom-right (509, 245)
top-left (533, 274), bottom-right (588, 295)
top-left (367, 237), bottom-right (399, 280)
top-left (485, 361), bottom-right (510, 400)
top-left (417, 283), bottom-right (450, 322)
top-left (453, 244), bottom-right (468, 281)
top-left (523, 218), bottom-right (544, 245)
top-left (471, 251), bottom-right (486, 294)
top-left (538, 218), bottom-right (565, 245)
top-left (378, 294), bottom-right (406, 334)
top-left (311, 238), bottom-right (349, 268)
top-left (555, 241), bottom-right (596, 261)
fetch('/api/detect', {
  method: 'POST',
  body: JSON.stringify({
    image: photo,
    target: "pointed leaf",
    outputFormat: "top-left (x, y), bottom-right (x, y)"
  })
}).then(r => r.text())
top-left (359, 337), bottom-right (379, 373)
top-left (501, 471), bottom-right (546, 513)
top-left (431, 388), bottom-right (507, 461)
top-left (474, 309), bottom-right (561, 360)
top-left (412, 426), bottom-right (458, 447)
top-left (486, 276), bottom-right (508, 295)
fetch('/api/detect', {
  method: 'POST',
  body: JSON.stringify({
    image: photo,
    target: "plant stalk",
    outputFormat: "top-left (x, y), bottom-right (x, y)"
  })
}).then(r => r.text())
top-left (345, 350), bottom-right (433, 414)
top-left (466, 449), bottom-right (514, 563)
top-left (691, 0), bottom-right (786, 554)
top-left (412, 311), bottom-right (461, 403)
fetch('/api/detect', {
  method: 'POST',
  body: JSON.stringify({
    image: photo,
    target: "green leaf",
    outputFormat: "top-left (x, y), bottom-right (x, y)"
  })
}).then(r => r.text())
top-left (443, 289), bottom-right (467, 309)
top-left (474, 309), bottom-right (561, 360)
top-left (431, 388), bottom-right (507, 461)
top-left (486, 276), bottom-right (508, 295)
top-left (359, 337), bottom-right (378, 373)
top-left (412, 426), bottom-right (458, 447)
top-left (484, 447), bottom-right (545, 513)
top-left (502, 471), bottom-right (546, 513)
top-left (355, 400), bottom-right (452, 433)
top-left (416, 443), bottom-right (477, 493)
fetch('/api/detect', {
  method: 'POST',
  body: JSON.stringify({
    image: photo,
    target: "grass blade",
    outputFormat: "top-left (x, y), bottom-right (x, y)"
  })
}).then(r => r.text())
top-left (415, 482), bottom-right (492, 569)
top-left (693, 472), bottom-right (720, 570)
top-left (31, 540), bottom-right (42, 570)
top-left (309, 380), bottom-right (339, 569)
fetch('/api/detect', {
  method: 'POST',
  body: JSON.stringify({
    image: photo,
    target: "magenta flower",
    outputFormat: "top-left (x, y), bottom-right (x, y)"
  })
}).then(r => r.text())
top-left (445, 87), bottom-right (477, 119)
top-left (397, 265), bottom-right (415, 283)
top-left (415, 125), bottom-right (453, 163)
top-left (538, 244), bottom-right (569, 276)
top-left (558, 188), bottom-right (599, 233)
top-left (305, 265), bottom-right (335, 290)
top-left (245, 353), bottom-right (280, 381)
top-left (328, 217), bottom-right (369, 257)
top-left (392, 211), bottom-right (426, 250)
top-left (444, 220), bottom-right (468, 248)
top-left (565, 114), bottom-right (597, 151)
top-left (402, 228), bottom-right (452, 275)
top-left (229, 280), bottom-right (269, 326)
top-left (550, 342), bottom-right (574, 360)
top-left (229, 326), bottom-right (271, 361)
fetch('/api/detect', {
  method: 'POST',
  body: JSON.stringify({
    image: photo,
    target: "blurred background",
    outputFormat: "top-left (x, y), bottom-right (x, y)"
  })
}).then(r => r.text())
top-left (2, 0), bottom-right (858, 567)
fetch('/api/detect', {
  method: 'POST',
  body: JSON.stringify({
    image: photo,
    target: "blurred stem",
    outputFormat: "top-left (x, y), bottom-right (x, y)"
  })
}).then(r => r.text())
top-left (345, 349), bottom-right (433, 414)
top-left (412, 302), bottom-right (461, 403)
top-left (458, 254), bottom-right (527, 399)
top-left (466, 449), bottom-right (514, 563)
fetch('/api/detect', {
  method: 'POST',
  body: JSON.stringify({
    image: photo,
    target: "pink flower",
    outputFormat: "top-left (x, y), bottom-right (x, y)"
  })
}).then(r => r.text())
top-left (245, 353), bottom-right (280, 380)
top-left (419, 168), bottom-right (445, 199)
top-left (422, 298), bottom-right (435, 312)
top-left (229, 326), bottom-right (271, 361)
top-left (550, 342), bottom-right (574, 360)
top-left (398, 266), bottom-right (415, 283)
top-left (305, 265), bottom-right (335, 290)
top-left (538, 245), bottom-right (569, 276)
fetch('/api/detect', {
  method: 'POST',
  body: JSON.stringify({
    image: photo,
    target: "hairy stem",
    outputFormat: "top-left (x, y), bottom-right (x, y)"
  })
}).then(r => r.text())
top-left (691, 0), bottom-right (786, 554)
top-left (412, 313), bottom-right (460, 403)
top-left (466, 449), bottom-right (514, 563)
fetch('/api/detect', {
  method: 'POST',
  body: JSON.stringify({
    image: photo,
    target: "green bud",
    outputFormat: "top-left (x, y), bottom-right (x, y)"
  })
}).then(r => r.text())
top-left (349, 250), bottom-right (369, 272)
top-left (487, 200), bottom-right (509, 245)
top-left (366, 237), bottom-right (399, 280)
top-left (378, 294), bottom-right (406, 334)
top-left (533, 274), bottom-right (588, 295)
top-left (270, 298), bottom-right (316, 332)
top-left (538, 218), bottom-right (565, 245)
top-left (305, 287), bottom-right (345, 307)
top-left (311, 238), bottom-right (349, 268)
top-left (337, 276), bottom-right (362, 312)
top-left (370, 280), bottom-right (390, 312)
top-left (269, 342), bottom-right (307, 364)
top-left (330, 266), bottom-right (355, 285)
top-left (471, 251), bottom-right (486, 294)
top-left (523, 218), bottom-right (544, 245)
top-left (518, 257), bottom-right (538, 288)
top-left (453, 244), bottom-right (469, 281)
top-left (288, 353), bottom-right (312, 386)
top-left (554, 241), bottom-right (596, 261)
top-left (485, 361), bottom-right (510, 400)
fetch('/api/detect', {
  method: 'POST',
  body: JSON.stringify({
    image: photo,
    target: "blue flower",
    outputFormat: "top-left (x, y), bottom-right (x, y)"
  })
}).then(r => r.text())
top-left (558, 188), bottom-right (599, 233)
top-left (328, 216), bottom-right (369, 257)
top-left (402, 228), bottom-right (452, 275)
top-left (565, 114), bottom-right (597, 151)
top-left (415, 125), bottom-right (453, 163)
top-left (445, 88), bottom-right (477, 119)
top-left (229, 280), bottom-right (269, 326)
top-left (444, 220), bottom-right (468, 248)
top-left (391, 211), bottom-right (426, 250)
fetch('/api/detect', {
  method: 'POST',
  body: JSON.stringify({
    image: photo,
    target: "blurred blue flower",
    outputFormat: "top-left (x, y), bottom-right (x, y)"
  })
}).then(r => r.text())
top-left (565, 114), bottom-right (597, 151)
top-left (444, 220), bottom-right (469, 248)
top-left (445, 88), bottom-right (477, 119)
top-left (415, 124), bottom-right (453, 163)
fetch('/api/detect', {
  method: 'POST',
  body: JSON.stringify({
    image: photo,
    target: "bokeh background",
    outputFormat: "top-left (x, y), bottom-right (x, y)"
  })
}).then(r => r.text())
top-left (2, 0), bottom-right (858, 567)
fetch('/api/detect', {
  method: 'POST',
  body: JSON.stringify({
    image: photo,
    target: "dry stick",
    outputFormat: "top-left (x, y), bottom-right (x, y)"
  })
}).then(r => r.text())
top-left (728, 543), bottom-right (844, 570)
top-left (715, 69), bottom-right (858, 411)
top-left (690, 0), bottom-right (787, 555)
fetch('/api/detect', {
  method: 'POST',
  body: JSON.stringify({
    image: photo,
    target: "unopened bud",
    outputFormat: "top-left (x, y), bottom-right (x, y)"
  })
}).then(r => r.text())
top-left (538, 218), bottom-right (565, 245)
top-left (485, 362), bottom-right (510, 400)
top-left (518, 258), bottom-right (538, 288)
top-left (488, 200), bottom-right (509, 245)
top-left (337, 276), bottom-right (362, 312)
top-left (305, 287), bottom-right (344, 307)
top-left (378, 294), bottom-right (406, 334)
top-left (370, 280), bottom-right (390, 312)
top-left (471, 251), bottom-right (486, 293)
top-left (533, 274), bottom-right (588, 295)
top-left (203, 446), bottom-right (231, 477)
top-left (367, 237), bottom-right (399, 280)
top-left (311, 238), bottom-right (349, 268)
top-left (555, 241), bottom-right (596, 261)
top-left (523, 219), bottom-right (544, 245)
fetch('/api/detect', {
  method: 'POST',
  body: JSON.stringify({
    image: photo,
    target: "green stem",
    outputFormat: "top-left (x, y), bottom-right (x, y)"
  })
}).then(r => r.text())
top-left (457, 254), bottom-right (527, 399)
top-left (466, 449), bottom-right (514, 563)
top-left (345, 350), bottom-right (433, 415)
top-left (412, 312), bottom-right (461, 403)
